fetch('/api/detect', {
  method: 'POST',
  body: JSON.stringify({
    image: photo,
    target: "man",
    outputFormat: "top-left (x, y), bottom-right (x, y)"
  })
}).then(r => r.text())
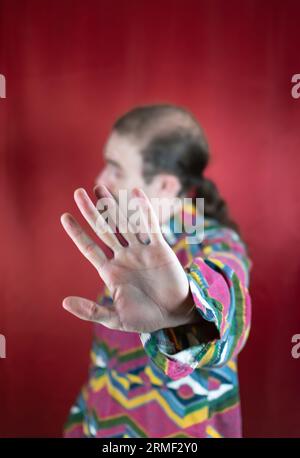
top-left (61, 104), bottom-right (252, 438)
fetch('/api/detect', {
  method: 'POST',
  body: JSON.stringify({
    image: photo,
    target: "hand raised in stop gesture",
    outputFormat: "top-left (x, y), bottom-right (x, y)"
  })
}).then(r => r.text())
top-left (60, 185), bottom-right (201, 333)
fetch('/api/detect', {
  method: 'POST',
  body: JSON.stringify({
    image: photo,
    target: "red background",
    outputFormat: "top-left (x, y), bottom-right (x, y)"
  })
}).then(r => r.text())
top-left (0, 0), bottom-right (299, 437)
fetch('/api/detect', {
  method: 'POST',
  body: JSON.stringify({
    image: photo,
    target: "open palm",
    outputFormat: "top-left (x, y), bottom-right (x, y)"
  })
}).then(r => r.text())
top-left (60, 185), bottom-right (198, 333)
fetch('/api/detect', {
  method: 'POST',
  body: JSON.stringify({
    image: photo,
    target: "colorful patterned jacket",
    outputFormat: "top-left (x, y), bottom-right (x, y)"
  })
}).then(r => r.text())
top-left (63, 202), bottom-right (252, 438)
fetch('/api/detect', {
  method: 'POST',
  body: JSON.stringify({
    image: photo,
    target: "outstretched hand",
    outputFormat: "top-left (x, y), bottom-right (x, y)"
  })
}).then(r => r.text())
top-left (60, 185), bottom-right (200, 333)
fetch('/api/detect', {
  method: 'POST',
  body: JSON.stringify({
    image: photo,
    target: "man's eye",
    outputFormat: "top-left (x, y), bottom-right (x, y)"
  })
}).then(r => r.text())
top-left (107, 164), bottom-right (118, 173)
top-left (113, 169), bottom-right (123, 179)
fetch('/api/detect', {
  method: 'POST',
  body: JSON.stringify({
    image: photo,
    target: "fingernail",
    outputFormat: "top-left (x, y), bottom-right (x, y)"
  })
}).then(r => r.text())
top-left (131, 187), bottom-right (140, 197)
top-left (62, 298), bottom-right (71, 310)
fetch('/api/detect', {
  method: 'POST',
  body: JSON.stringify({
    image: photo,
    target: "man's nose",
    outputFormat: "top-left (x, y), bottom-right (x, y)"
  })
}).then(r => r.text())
top-left (95, 170), bottom-right (116, 193)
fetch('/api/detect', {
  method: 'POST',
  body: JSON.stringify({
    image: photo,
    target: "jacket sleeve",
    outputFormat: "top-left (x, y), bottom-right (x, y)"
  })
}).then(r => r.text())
top-left (139, 227), bottom-right (253, 381)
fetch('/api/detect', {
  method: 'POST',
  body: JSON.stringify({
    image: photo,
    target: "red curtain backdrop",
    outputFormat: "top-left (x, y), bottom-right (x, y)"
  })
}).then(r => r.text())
top-left (0, 0), bottom-right (299, 437)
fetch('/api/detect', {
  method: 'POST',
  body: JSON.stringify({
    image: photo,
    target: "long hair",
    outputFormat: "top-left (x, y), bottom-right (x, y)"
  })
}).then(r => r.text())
top-left (112, 103), bottom-right (241, 235)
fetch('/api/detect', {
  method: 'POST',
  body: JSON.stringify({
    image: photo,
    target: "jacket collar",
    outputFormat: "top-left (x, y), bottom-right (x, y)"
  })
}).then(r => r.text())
top-left (161, 200), bottom-right (218, 247)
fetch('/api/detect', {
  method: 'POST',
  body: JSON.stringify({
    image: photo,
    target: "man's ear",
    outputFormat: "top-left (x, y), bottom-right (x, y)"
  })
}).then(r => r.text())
top-left (154, 174), bottom-right (182, 197)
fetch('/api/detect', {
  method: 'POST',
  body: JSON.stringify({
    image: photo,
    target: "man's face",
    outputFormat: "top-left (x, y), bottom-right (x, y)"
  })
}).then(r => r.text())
top-left (94, 130), bottom-right (182, 225)
top-left (94, 130), bottom-right (147, 199)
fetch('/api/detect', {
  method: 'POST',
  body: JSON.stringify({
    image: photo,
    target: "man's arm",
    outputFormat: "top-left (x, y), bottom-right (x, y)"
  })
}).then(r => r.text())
top-left (138, 227), bottom-right (252, 380)
top-left (60, 184), bottom-right (251, 382)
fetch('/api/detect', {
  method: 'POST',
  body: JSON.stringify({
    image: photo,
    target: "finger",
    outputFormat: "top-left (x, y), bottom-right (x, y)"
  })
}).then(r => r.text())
top-left (94, 184), bottom-right (141, 244)
top-left (131, 188), bottom-right (164, 242)
top-left (94, 184), bottom-right (128, 246)
top-left (60, 212), bottom-right (107, 270)
top-left (74, 188), bottom-right (123, 252)
top-left (62, 296), bottom-right (122, 330)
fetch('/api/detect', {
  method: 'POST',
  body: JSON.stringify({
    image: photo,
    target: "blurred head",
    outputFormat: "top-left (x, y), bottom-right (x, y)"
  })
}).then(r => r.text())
top-left (95, 129), bottom-right (182, 202)
top-left (95, 103), bottom-right (240, 233)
